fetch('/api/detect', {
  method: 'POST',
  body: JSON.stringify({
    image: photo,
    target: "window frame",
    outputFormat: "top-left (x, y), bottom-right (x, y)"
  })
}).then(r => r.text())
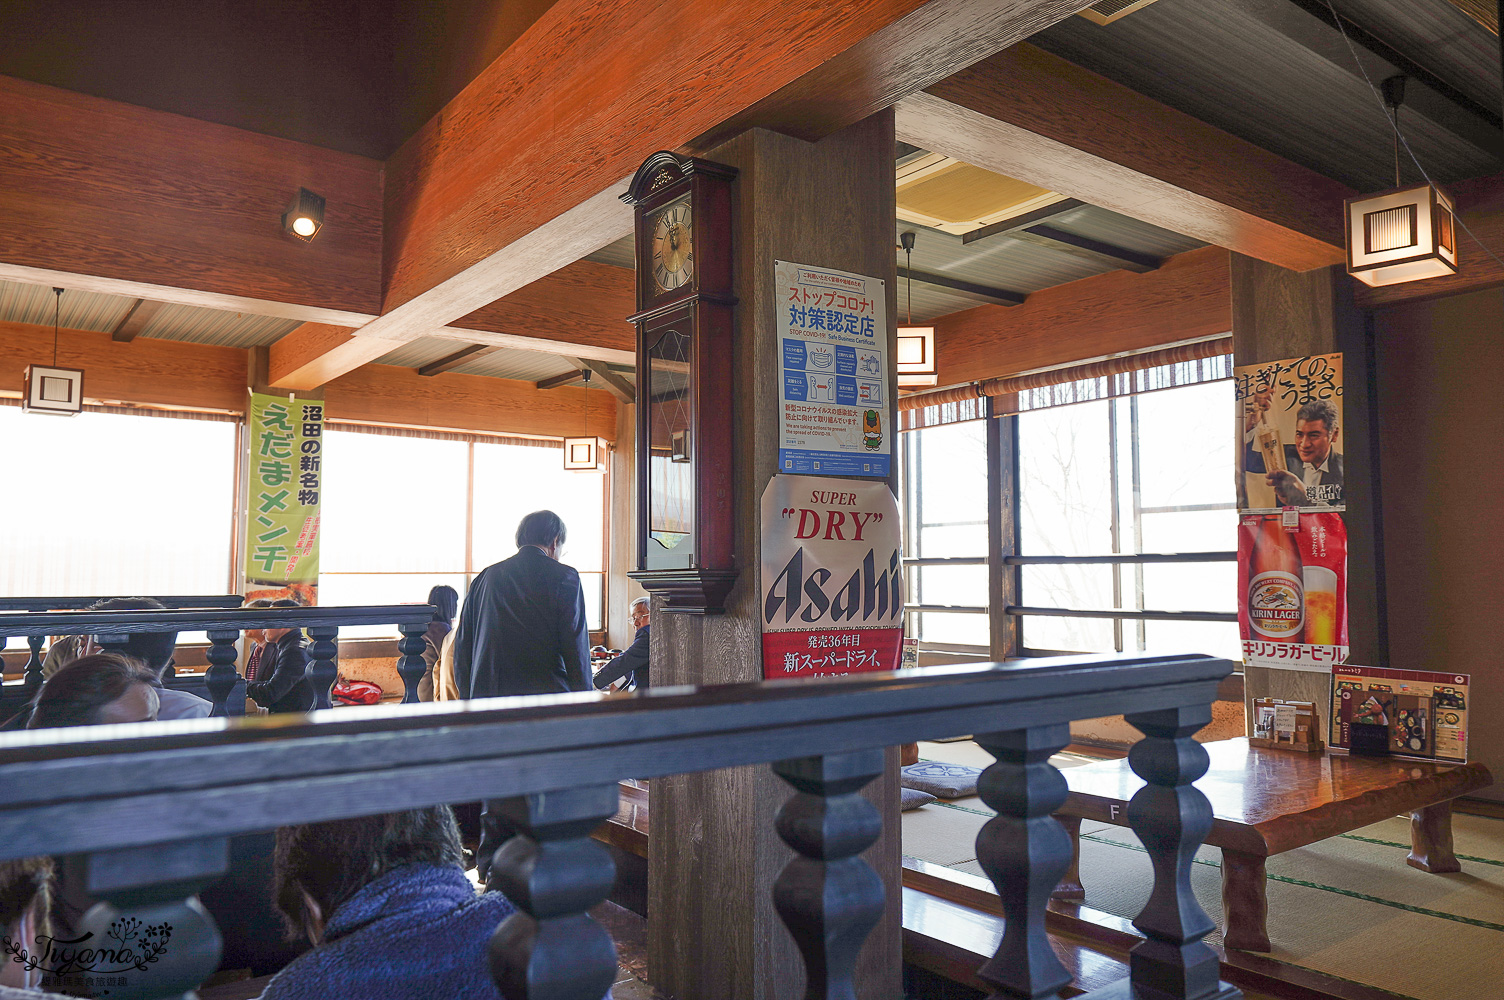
top-left (898, 378), bottom-right (1240, 666)
top-left (315, 427), bottom-right (611, 636)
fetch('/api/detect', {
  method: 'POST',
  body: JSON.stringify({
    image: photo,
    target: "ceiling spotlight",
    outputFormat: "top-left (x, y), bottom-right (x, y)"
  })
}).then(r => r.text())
top-left (282, 188), bottom-right (326, 242)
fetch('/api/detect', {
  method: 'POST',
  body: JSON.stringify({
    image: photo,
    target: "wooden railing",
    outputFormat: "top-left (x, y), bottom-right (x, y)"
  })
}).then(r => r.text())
top-left (0, 605), bottom-right (435, 709)
top-left (0, 596), bottom-right (245, 611)
top-left (0, 651), bottom-right (1240, 1000)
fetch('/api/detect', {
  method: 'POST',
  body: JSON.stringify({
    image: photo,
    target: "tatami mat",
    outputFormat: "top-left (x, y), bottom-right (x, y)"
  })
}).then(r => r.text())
top-left (900, 756), bottom-right (1504, 1000)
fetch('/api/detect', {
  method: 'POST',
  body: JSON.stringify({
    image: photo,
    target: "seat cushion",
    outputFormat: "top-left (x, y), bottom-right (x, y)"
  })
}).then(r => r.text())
top-left (900, 786), bottom-right (938, 811)
top-left (901, 761), bottom-right (984, 799)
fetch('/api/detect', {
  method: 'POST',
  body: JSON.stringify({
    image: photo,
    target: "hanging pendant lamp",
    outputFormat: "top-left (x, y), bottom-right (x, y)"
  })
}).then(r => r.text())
top-left (23, 287), bottom-right (85, 416)
top-left (1344, 76), bottom-right (1458, 288)
top-left (897, 232), bottom-right (937, 388)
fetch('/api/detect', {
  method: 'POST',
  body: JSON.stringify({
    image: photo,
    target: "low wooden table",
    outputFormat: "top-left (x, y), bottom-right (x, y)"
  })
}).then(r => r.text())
top-left (1053, 738), bottom-right (1492, 952)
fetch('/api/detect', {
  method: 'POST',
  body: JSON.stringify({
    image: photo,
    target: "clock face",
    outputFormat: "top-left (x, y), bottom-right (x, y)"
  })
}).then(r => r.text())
top-left (651, 199), bottom-right (694, 293)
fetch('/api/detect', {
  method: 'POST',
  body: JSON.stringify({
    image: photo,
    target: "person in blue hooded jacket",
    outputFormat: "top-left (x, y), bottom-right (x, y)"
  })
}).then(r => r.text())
top-left (259, 806), bottom-right (611, 1000)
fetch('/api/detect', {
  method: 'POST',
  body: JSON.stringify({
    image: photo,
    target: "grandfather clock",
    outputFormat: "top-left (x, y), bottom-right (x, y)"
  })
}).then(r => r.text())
top-left (622, 151), bottom-right (738, 613)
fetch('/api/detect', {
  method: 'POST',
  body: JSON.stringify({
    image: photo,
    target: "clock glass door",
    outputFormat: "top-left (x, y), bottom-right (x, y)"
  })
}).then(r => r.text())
top-left (645, 326), bottom-right (695, 570)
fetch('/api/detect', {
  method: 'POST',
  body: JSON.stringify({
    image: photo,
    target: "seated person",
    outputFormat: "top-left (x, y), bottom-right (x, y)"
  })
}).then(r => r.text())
top-left (38, 634), bottom-right (85, 682)
top-left (593, 597), bottom-right (649, 691)
top-left (260, 807), bottom-right (559, 1000)
top-left (418, 585), bottom-right (459, 702)
top-left (26, 654), bottom-right (159, 730)
top-left (244, 599), bottom-right (315, 715)
top-left (91, 597), bottom-right (211, 720)
top-left (0, 856), bottom-right (62, 996)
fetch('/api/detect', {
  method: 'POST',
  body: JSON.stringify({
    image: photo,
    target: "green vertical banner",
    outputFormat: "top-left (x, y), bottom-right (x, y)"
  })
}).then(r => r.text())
top-left (244, 392), bottom-right (322, 605)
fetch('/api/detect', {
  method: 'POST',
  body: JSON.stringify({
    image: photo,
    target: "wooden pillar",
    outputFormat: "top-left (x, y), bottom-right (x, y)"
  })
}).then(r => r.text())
top-left (1230, 254), bottom-right (1386, 725)
top-left (648, 113), bottom-right (902, 1000)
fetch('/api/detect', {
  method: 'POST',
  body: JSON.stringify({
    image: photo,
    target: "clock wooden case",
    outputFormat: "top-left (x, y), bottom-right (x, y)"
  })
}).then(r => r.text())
top-left (621, 151), bottom-right (738, 613)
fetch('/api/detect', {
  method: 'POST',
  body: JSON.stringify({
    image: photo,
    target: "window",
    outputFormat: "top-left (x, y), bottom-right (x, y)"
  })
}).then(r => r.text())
top-left (900, 421), bottom-right (988, 652)
top-left (0, 407), bottom-right (236, 598)
top-left (472, 440), bottom-right (605, 631)
top-left (319, 430), bottom-right (607, 636)
top-left (1016, 380), bottom-right (1239, 660)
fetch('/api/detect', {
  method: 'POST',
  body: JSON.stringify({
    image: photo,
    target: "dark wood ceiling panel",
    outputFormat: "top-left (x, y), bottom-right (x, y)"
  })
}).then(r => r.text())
top-left (1333, 0), bottom-right (1500, 111)
top-left (0, 0), bottom-right (558, 159)
top-left (1030, 0), bottom-right (1502, 192)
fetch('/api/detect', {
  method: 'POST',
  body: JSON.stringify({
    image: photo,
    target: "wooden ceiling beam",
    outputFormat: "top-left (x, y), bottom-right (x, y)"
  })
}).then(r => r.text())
top-left (570, 358), bottom-right (636, 404)
top-left (444, 260), bottom-right (635, 365)
top-left (109, 299), bottom-right (166, 343)
top-left (535, 369), bottom-right (587, 391)
top-left (961, 199), bottom-right (1087, 243)
top-left (363, 0), bottom-right (1099, 344)
top-left (1007, 226), bottom-right (1160, 273)
top-left (899, 266), bottom-right (1027, 306)
top-left (899, 44), bottom-right (1355, 272)
top-left (267, 323), bottom-right (404, 391)
top-left (935, 246), bottom-right (1231, 387)
top-left (417, 344), bottom-right (501, 377)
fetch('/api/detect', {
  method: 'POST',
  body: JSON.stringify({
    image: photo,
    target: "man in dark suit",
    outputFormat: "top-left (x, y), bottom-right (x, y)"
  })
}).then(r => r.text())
top-left (1244, 398), bottom-right (1343, 507)
top-left (594, 597), bottom-right (650, 691)
top-left (453, 510), bottom-right (591, 881)
top-left (453, 509), bottom-right (591, 699)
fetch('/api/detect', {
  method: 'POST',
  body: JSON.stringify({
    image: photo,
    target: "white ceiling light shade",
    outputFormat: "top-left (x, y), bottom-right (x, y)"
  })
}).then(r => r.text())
top-left (1344, 182), bottom-right (1457, 287)
top-left (563, 436), bottom-right (608, 472)
top-left (896, 327), bottom-right (937, 388)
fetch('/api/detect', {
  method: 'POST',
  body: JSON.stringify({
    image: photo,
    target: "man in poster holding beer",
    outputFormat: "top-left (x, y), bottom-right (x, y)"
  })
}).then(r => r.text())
top-left (1243, 386), bottom-right (1343, 508)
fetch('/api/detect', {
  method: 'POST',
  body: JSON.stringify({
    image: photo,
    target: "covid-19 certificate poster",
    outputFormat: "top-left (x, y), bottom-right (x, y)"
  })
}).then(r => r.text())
top-left (775, 260), bottom-right (889, 478)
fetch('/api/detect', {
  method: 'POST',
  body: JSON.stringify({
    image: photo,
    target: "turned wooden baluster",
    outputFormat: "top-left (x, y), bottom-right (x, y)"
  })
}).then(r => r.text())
top-left (304, 624), bottom-right (338, 710)
top-left (77, 837), bottom-right (227, 1000)
top-left (486, 784), bottom-right (620, 1000)
top-left (396, 620), bottom-right (428, 704)
top-left (1119, 705), bottom-right (1240, 1000)
top-left (973, 724), bottom-right (1074, 1000)
top-left (771, 748), bottom-right (886, 1000)
top-left (204, 629), bottom-right (240, 717)
top-left (22, 635), bottom-right (45, 696)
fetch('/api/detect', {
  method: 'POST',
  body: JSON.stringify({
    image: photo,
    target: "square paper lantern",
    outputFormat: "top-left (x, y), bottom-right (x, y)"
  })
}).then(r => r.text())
top-left (1345, 183), bottom-right (1457, 287)
top-left (22, 365), bottom-right (84, 416)
top-left (897, 326), bottom-right (937, 388)
top-left (563, 436), bottom-right (607, 472)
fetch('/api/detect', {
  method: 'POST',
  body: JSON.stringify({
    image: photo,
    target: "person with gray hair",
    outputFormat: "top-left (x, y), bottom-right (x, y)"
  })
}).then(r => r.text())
top-left (593, 596), bottom-right (651, 692)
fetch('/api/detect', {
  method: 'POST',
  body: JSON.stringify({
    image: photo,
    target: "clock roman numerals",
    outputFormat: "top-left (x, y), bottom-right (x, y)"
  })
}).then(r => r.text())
top-left (649, 197), bottom-right (695, 293)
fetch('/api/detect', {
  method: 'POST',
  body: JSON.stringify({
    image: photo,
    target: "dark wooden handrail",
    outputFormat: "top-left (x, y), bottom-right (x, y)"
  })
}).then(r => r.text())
top-left (0, 654), bottom-right (1240, 1000)
top-left (0, 595), bottom-right (245, 612)
top-left (0, 604), bottom-right (434, 637)
top-left (0, 605), bottom-right (437, 712)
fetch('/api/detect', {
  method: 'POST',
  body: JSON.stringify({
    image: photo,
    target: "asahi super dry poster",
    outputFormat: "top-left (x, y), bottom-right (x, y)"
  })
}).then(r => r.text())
top-left (1238, 512), bottom-right (1347, 672)
top-left (1235, 353), bottom-right (1344, 513)
top-left (243, 392), bottom-right (322, 604)
top-left (760, 475), bottom-right (903, 679)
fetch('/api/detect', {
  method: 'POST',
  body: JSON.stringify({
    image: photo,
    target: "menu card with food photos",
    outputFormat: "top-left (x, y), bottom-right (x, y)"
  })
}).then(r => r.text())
top-left (1332, 665), bottom-right (1470, 762)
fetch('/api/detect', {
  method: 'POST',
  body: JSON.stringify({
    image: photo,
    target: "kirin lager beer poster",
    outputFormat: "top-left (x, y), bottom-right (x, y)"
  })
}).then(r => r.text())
top-left (1235, 353), bottom-right (1344, 513)
top-left (1238, 512), bottom-right (1348, 672)
top-left (760, 475), bottom-right (903, 679)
